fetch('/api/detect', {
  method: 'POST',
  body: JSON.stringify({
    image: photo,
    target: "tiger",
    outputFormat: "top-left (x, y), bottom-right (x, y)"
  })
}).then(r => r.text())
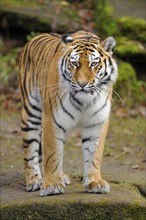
top-left (19, 30), bottom-right (118, 196)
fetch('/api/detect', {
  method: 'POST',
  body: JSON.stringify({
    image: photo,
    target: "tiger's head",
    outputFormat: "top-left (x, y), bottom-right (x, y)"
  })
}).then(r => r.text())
top-left (59, 31), bottom-right (118, 102)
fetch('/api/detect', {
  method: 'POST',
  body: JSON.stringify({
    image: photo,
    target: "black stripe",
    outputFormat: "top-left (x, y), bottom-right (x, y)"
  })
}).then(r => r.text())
top-left (29, 100), bottom-right (41, 113)
top-left (22, 127), bottom-right (38, 132)
top-left (60, 57), bottom-right (71, 83)
top-left (45, 151), bottom-right (56, 166)
top-left (39, 142), bottom-right (42, 156)
top-left (71, 93), bottom-right (83, 106)
top-left (82, 136), bottom-right (97, 143)
top-left (24, 102), bottom-right (41, 120)
top-left (84, 160), bottom-right (90, 164)
top-left (22, 119), bottom-right (28, 127)
top-left (49, 98), bottom-right (66, 133)
top-left (53, 40), bottom-right (61, 54)
top-left (20, 81), bottom-right (25, 101)
top-left (62, 71), bottom-right (71, 83)
top-left (98, 51), bottom-right (104, 57)
top-left (33, 37), bottom-right (51, 56)
top-left (84, 147), bottom-right (92, 154)
top-left (69, 95), bottom-right (82, 112)
top-left (27, 119), bottom-right (41, 126)
top-left (52, 160), bottom-right (60, 173)
top-left (109, 58), bottom-right (112, 66)
top-left (104, 59), bottom-right (109, 78)
top-left (31, 35), bottom-right (51, 55)
top-left (90, 44), bottom-right (98, 49)
top-left (58, 95), bottom-right (74, 120)
top-left (56, 137), bottom-right (65, 144)
top-left (92, 160), bottom-right (98, 170)
top-left (100, 76), bottom-right (111, 85)
top-left (23, 145), bottom-right (29, 149)
top-left (92, 96), bottom-right (108, 116)
top-left (23, 138), bottom-right (39, 145)
top-left (24, 156), bottom-right (37, 162)
top-left (83, 120), bottom-right (104, 129)
top-left (53, 116), bottom-right (66, 133)
top-left (86, 48), bottom-right (95, 53)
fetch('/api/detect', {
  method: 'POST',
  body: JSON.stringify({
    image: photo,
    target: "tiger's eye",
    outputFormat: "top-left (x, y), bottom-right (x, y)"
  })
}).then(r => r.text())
top-left (71, 61), bottom-right (78, 67)
top-left (91, 62), bottom-right (98, 67)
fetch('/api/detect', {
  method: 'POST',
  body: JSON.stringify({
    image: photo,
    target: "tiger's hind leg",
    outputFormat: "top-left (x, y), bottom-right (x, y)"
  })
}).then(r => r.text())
top-left (21, 106), bottom-right (42, 192)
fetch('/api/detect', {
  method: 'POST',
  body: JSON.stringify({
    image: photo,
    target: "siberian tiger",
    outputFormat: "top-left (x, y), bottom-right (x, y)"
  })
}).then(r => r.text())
top-left (19, 30), bottom-right (118, 196)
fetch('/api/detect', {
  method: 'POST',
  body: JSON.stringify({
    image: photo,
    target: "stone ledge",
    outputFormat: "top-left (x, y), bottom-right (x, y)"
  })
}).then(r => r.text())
top-left (1, 203), bottom-right (146, 220)
top-left (1, 176), bottom-right (146, 220)
top-left (0, 2), bottom-right (80, 33)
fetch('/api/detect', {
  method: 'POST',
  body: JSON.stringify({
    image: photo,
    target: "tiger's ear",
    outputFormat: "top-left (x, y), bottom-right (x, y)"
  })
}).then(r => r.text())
top-left (62, 34), bottom-right (73, 43)
top-left (102, 36), bottom-right (116, 53)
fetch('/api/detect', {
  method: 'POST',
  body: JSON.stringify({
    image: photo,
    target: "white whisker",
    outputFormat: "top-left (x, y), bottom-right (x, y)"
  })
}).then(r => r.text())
top-left (112, 89), bottom-right (124, 105)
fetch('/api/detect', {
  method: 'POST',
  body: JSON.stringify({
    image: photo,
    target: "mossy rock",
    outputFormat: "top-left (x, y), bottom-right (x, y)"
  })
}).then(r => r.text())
top-left (116, 16), bottom-right (146, 43)
top-left (115, 37), bottom-right (146, 60)
top-left (1, 203), bottom-right (146, 220)
top-left (0, 0), bottom-right (81, 33)
top-left (117, 61), bottom-right (136, 82)
top-left (114, 61), bottom-right (146, 107)
top-left (1, 179), bottom-right (146, 220)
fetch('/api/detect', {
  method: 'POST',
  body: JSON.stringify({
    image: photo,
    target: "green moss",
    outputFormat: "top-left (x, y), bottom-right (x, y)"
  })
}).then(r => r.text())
top-left (114, 61), bottom-right (146, 107)
top-left (93, 0), bottom-right (118, 37)
top-left (1, 203), bottom-right (146, 220)
top-left (118, 61), bottom-right (136, 81)
top-left (115, 37), bottom-right (146, 58)
top-left (116, 17), bottom-right (146, 43)
top-left (0, 0), bottom-right (38, 9)
top-left (0, 48), bottom-right (19, 87)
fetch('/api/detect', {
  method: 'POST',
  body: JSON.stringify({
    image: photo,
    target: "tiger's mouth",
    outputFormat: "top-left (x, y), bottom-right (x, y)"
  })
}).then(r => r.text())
top-left (70, 83), bottom-right (99, 101)
top-left (71, 82), bottom-right (98, 93)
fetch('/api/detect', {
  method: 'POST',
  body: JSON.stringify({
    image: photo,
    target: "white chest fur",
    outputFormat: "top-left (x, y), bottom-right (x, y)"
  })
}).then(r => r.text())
top-left (54, 90), bottom-right (111, 133)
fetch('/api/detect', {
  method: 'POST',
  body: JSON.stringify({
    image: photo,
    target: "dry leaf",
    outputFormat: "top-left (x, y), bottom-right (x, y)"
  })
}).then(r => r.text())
top-left (138, 106), bottom-right (146, 117)
top-left (122, 147), bottom-right (133, 155)
top-left (132, 165), bottom-right (139, 169)
top-left (115, 108), bottom-right (127, 117)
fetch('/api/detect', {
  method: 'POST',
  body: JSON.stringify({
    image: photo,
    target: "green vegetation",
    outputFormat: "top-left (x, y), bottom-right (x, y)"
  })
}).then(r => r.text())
top-left (93, 0), bottom-right (117, 37)
top-left (26, 31), bottom-right (40, 41)
top-left (116, 17), bottom-right (146, 43)
top-left (115, 37), bottom-right (146, 58)
top-left (0, 49), bottom-right (19, 88)
top-left (0, 0), bottom-right (39, 8)
top-left (115, 61), bottom-right (146, 107)
top-left (94, 1), bottom-right (146, 43)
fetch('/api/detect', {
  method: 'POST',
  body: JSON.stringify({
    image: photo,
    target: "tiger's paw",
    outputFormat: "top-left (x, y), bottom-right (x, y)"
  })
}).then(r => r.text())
top-left (40, 179), bottom-right (65, 196)
top-left (26, 176), bottom-right (42, 192)
top-left (40, 174), bottom-right (70, 196)
top-left (85, 179), bottom-right (110, 194)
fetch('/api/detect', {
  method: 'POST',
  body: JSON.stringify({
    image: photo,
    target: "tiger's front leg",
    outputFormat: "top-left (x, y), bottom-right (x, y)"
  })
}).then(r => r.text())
top-left (82, 120), bottom-right (110, 194)
top-left (40, 111), bottom-right (70, 196)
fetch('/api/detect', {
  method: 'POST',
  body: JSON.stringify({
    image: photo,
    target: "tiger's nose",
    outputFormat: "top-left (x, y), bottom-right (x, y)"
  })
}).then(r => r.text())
top-left (77, 82), bottom-right (88, 88)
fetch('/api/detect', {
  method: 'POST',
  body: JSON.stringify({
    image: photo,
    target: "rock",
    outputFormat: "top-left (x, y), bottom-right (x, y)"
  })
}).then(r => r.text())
top-left (0, 1), bottom-right (81, 33)
top-left (0, 173), bottom-right (146, 220)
